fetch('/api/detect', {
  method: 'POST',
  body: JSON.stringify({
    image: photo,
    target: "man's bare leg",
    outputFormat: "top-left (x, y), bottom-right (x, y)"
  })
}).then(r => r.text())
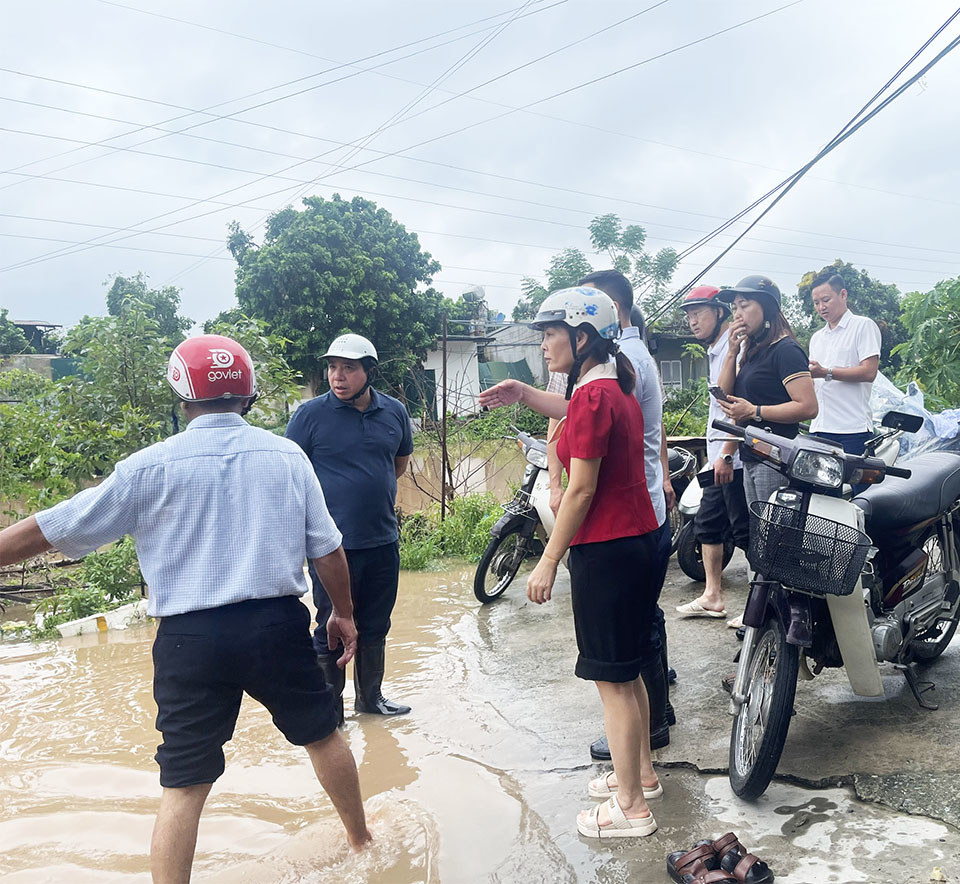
top-left (151, 782), bottom-right (212, 884)
top-left (305, 731), bottom-right (372, 850)
top-left (694, 542), bottom-right (726, 612)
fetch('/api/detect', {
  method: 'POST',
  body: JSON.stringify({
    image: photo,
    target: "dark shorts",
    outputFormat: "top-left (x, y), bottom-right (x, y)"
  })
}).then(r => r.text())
top-left (569, 533), bottom-right (659, 683)
top-left (153, 596), bottom-right (339, 788)
top-left (694, 469), bottom-right (751, 549)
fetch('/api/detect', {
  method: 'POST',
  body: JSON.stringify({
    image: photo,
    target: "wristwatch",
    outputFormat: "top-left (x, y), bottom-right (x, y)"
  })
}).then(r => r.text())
top-left (755, 404), bottom-right (762, 421)
top-left (825, 368), bottom-right (834, 382)
top-left (722, 453), bottom-right (734, 465)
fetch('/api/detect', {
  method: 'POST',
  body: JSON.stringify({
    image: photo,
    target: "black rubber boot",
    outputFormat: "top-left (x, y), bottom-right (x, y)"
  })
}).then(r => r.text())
top-left (317, 653), bottom-right (345, 727)
top-left (640, 657), bottom-right (670, 750)
top-left (353, 641), bottom-right (411, 716)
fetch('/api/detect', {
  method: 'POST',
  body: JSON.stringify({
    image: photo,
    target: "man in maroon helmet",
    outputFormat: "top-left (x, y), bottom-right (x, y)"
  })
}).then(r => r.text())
top-left (676, 287), bottom-right (751, 622)
top-left (0, 335), bottom-right (371, 882)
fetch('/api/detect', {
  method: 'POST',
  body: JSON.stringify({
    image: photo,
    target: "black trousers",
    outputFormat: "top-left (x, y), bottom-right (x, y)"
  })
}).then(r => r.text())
top-left (694, 468), bottom-right (751, 549)
top-left (308, 541), bottom-right (400, 657)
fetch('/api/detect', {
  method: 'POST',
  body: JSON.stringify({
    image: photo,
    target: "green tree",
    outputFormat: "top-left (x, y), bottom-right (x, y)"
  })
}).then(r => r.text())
top-left (796, 260), bottom-right (905, 369)
top-left (61, 299), bottom-right (176, 445)
top-left (105, 273), bottom-right (192, 342)
top-left (203, 312), bottom-right (301, 431)
top-left (512, 215), bottom-right (678, 321)
top-left (0, 308), bottom-right (33, 355)
top-left (893, 277), bottom-right (960, 409)
top-left (228, 195), bottom-right (442, 393)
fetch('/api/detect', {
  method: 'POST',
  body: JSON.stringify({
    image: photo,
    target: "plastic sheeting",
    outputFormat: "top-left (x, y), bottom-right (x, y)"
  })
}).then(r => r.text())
top-left (870, 372), bottom-right (960, 459)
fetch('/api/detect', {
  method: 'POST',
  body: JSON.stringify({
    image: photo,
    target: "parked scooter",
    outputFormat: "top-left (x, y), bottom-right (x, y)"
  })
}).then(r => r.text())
top-left (715, 412), bottom-right (960, 800)
top-left (474, 430), bottom-right (698, 603)
top-left (473, 429), bottom-right (550, 603)
top-left (672, 420), bottom-right (909, 582)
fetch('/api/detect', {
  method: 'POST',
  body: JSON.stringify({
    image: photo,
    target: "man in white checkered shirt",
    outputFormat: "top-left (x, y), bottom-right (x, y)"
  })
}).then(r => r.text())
top-left (0, 335), bottom-right (372, 880)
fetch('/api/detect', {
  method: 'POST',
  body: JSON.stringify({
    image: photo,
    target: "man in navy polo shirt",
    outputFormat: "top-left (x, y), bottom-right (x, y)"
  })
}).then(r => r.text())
top-left (287, 334), bottom-right (415, 720)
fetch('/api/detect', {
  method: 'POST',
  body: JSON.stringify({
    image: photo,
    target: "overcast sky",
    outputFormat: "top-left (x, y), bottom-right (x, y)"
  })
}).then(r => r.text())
top-left (2, 0), bottom-right (959, 329)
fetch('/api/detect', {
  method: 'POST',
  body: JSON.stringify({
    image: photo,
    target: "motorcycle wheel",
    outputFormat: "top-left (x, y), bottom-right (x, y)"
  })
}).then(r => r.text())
top-left (676, 522), bottom-right (735, 583)
top-left (473, 528), bottom-right (537, 604)
top-left (729, 615), bottom-right (798, 800)
top-left (911, 535), bottom-right (960, 662)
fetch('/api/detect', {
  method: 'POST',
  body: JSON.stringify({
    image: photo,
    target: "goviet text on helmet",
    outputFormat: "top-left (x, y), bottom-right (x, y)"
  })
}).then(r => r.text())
top-left (530, 286), bottom-right (620, 340)
top-left (167, 334), bottom-right (257, 402)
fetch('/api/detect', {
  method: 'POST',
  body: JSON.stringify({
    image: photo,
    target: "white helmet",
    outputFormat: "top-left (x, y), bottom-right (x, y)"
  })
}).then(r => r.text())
top-left (530, 286), bottom-right (619, 340)
top-left (322, 333), bottom-right (378, 362)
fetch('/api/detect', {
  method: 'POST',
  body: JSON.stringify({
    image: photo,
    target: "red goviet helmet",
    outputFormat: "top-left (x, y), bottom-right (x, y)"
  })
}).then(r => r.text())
top-left (680, 284), bottom-right (730, 316)
top-left (166, 334), bottom-right (257, 402)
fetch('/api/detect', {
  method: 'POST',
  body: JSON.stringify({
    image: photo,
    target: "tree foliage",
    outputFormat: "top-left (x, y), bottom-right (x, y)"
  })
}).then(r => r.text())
top-left (229, 195), bottom-right (443, 393)
top-left (0, 308), bottom-right (33, 355)
top-left (105, 273), bottom-right (193, 342)
top-left (512, 214), bottom-right (678, 321)
top-left (796, 260), bottom-right (905, 368)
top-left (893, 277), bottom-right (960, 409)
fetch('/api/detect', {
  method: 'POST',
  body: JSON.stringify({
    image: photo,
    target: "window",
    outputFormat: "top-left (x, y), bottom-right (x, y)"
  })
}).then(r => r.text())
top-left (660, 360), bottom-right (683, 389)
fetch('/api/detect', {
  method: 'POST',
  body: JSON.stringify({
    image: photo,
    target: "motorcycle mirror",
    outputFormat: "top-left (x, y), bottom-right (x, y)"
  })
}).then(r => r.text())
top-left (881, 411), bottom-right (923, 433)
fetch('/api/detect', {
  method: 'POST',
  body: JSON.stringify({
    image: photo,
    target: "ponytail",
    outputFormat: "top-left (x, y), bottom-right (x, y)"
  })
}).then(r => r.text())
top-left (614, 349), bottom-right (636, 395)
top-left (567, 329), bottom-right (636, 397)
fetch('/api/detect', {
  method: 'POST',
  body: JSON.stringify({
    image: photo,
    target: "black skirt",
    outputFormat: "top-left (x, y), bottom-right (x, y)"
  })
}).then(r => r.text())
top-left (568, 532), bottom-right (660, 682)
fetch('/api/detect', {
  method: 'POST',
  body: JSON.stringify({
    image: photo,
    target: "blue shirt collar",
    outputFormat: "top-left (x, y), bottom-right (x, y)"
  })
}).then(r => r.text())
top-left (618, 326), bottom-right (640, 341)
top-left (185, 412), bottom-right (248, 431)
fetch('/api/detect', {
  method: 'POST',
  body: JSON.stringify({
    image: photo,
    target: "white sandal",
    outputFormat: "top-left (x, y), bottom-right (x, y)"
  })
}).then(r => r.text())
top-left (588, 771), bottom-right (663, 800)
top-left (576, 794), bottom-right (658, 839)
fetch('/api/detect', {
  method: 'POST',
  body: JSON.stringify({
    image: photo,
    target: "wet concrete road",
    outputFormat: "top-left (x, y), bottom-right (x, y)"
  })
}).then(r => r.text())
top-left (1, 555), bottom-right (958, 882)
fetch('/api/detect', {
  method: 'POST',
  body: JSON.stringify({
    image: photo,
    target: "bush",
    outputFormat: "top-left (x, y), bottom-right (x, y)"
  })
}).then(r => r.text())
top-left (398, 492), bottom-right (501, 569)
top-left (662, 379), bottom-right (709, 437)
top-left (31, 537), bottom-right (142, 638)
top-left (460, 404), bottom-right (549, 441)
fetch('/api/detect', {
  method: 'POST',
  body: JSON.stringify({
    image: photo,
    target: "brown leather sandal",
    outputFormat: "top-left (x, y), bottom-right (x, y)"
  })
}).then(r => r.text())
top-left (667, 834), bottom-right (745, 883)
top-left (720, 850), bottom-right (775, 884)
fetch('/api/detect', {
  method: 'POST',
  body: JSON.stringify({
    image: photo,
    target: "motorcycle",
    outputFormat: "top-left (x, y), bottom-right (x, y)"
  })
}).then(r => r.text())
top-left (473, 429), bottom-right (550, 603)
top-left (671, 421), bottom-right (909, 583)
top-left (716, 412), bottom-right (960, 800)
top-left (473, 430), bottom-right (697, 603)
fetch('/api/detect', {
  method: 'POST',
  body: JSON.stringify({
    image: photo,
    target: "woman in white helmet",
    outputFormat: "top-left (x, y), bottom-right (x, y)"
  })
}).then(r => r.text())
top-left (526, 287), bottom-right (663, 839)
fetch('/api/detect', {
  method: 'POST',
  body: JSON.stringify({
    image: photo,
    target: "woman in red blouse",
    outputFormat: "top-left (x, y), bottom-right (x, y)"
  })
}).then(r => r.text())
top-left (526, 287), bottom-right (663, 839)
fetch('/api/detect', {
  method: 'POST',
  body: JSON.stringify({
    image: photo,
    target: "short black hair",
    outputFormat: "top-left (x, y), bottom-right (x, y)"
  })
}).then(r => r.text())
top-left (812, 271), bottom-right (846, 294)
top-left (578, 269), bottom-right (634, 311)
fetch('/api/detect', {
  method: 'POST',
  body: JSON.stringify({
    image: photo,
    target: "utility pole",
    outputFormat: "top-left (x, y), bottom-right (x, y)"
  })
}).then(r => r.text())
top-left (440, 310), bottom-right (448, 523)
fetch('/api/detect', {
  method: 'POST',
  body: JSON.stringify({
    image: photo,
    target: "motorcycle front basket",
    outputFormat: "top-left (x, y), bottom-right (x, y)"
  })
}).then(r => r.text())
top-left (747, 501), bottom-right (871, 597)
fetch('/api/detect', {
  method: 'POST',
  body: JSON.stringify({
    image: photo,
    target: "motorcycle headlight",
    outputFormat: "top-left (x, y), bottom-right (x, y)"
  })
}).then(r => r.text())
top-left (790, 451), bottom-right (843, 488)
top-left (526, 448), bottom-right (548, 470)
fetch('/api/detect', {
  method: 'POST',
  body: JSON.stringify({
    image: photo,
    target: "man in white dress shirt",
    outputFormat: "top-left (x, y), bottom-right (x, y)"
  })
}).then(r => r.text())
top-left (807, 272), bottom-right (882, 456)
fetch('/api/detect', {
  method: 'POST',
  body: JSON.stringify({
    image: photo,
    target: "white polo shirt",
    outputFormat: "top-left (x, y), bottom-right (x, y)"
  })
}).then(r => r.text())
top-left (706, 332), bottom-right (741, 468)
top-left (809, 309), bottom-right (881, 434)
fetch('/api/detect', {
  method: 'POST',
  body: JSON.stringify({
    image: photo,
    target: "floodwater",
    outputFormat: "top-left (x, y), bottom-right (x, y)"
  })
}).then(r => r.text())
top-left (395, 443), bottom-right (523, 513)
top-left (0, 565), bottom-right (593, 883)
top-left (4, 561), bottom-right (959, 883)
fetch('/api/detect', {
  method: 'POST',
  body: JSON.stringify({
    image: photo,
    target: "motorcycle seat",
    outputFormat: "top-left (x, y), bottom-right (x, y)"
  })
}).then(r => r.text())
top-left (853, 452), bottom-right (960, 532)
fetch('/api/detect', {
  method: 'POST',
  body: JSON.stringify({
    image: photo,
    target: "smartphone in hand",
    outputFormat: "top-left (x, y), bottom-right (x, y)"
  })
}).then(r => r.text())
top-left (708, 385), bottom-right (731, 403)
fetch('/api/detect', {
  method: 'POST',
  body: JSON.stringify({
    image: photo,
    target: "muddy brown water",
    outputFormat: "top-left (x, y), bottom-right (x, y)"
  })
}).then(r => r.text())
top-left (0, 566), bottom-right (587, 883)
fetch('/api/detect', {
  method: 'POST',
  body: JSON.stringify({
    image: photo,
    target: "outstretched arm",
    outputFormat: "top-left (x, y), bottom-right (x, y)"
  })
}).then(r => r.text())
top-left (0, 517), bottom-right (53, 567)
top-left (477, 380), bottom-right (568, 420)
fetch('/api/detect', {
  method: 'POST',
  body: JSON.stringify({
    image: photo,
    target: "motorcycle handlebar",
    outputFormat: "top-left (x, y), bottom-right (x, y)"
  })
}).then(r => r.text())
top-left (712, 419), bottom-right (745, 438)
top-left (885, 465), bottom-right (912, 479)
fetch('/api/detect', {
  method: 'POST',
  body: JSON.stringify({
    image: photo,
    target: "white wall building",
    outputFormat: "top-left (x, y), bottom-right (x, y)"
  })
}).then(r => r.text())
top-left (422, 336), bottom-right (487, 417)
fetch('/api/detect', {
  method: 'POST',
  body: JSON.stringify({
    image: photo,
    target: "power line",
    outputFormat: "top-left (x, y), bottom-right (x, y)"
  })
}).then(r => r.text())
top-left (5, 125), bottom-right (958, 278)
top-left (0, 0), bottom-right (570, 189)
top-left (647, 8), bottom-right (960, 322)
top-left (0, 0), bottom-right (806, 275)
